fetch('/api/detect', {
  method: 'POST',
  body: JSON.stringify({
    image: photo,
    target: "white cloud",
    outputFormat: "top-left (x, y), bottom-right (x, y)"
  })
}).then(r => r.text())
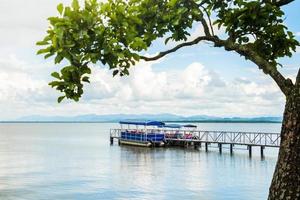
top-left (0, 56), bottom-right (47, 99)
top-left (85, 62), bottom-right (225, 101)
top-left (0, 52), bottom-right (285, 120)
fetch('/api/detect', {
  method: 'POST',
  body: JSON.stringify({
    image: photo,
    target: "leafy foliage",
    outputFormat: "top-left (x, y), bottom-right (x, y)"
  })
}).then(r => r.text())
top-left (37, 0), bottom-right (299, 102)
top-left (210, 0), bottom-right (299, 66)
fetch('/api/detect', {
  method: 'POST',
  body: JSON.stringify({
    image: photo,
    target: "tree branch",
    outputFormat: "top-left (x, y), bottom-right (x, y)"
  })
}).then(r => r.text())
top-left (140, 36), bottom-right (215, 61)
top-left (140, 33), bottom-right (294, 96)
top-left (140, 13), bottom-right (216, 62)
top-left (201, 6), bottom-right (215, 36)
top-left (200, 17), bottom-right (211, 36)
top-left (219, 40), bottom-right (294, 96)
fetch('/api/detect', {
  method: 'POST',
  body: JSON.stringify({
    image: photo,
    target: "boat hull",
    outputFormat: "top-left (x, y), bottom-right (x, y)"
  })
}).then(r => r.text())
top-left (119, 139), bottom-right (152, 147)
top-left (119, 139), bottom-right (165, 147)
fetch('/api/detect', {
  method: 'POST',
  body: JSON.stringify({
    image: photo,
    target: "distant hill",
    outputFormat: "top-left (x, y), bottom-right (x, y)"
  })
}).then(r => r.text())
top-left (10, 114), bottom-right (282, 123)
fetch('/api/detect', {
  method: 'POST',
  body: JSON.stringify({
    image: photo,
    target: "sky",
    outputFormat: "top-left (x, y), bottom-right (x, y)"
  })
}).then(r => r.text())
top-left (0, 0), bottom-right (299, 120)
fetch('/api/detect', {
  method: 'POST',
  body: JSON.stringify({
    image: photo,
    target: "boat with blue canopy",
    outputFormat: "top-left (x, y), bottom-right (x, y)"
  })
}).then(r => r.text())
top-left (119, 120), bottom-right (166, 147)
top-left (159, 123), bottom-right (183, 139)
top-left (161, 123), bottom-right (198, 139)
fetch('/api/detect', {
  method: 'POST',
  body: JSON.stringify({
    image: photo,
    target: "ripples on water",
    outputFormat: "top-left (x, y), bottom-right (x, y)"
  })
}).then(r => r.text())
top-left (0, 123), bottom-right (280, 200)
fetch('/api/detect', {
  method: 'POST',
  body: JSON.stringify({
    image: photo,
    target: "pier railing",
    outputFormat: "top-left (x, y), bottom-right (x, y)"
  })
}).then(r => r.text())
top-left (110, 128), bottom-right (280, 147)
top-left (170, 131), bottom-right (280, 147)
top-left (110, 128), bottom-right (122, 138)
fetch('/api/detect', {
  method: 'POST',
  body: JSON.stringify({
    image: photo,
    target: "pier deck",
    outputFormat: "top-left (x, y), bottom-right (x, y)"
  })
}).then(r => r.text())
top-left (110, 128), bottom-right (280, 157)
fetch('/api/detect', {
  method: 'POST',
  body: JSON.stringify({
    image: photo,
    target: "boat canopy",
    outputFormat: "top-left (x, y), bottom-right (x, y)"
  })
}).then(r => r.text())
top-left (183, 124), bottom-right (197, 128)
top-left (119, 120), bottom-right (165, 126)
top-left (161, 124), bottom-right (182, 128)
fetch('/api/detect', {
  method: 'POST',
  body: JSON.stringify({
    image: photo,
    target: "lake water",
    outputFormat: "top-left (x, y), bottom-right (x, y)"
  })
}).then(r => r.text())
top-left (0, 123), bottom-right (281, 200)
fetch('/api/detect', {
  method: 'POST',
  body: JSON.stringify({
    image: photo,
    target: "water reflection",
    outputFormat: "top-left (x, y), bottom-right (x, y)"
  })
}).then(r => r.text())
top-left (0, 123), bottom-right (279, 200)
top-left (117, 145), bottom-right (276, 200)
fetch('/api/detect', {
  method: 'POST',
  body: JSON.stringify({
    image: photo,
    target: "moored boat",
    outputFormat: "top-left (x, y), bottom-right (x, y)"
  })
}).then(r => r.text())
top-left (119, 120), bottom-right (166, 147)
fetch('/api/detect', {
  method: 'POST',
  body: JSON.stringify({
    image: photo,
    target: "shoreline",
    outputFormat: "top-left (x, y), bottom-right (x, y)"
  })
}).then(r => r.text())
top-left (0, 121), bottom-right (282, 124)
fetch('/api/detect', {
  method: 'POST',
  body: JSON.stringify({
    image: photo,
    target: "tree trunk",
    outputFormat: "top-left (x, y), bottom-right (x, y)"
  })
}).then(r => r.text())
top-left (268, 89), bottom-right (300, 200)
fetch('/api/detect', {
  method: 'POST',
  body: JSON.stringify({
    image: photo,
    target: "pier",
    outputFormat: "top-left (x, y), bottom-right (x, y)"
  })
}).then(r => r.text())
top-left (110, 128), bottom-right (280, 157)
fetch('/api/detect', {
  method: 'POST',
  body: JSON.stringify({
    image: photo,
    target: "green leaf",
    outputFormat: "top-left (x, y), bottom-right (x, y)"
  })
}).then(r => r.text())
top-left (82, 67), bottom-right (91, 74)
top-left (58, 96), bottom-right (65, 103)
top-left (49, 81), bottom-right (62, 87)
top-left (51, 72), bottom-right (61, 79)
top-left (36, 40), bottom-right (49, 46)
top-left (57, 3), bottom-right (64, 15)
top-left (48, 17), bottom-right (60, 24)
top-left (113, 70), bottom-right (119, 77)
top-left (168, 0), bottom-right (178, 7)
top-left (55, 55), bottom-right (64, 64)
top-left (132, 53), bottom-right (140, 61)
top-left (72, 0), bottom-right (80, 11)
top-left (82, 76), bottom-right (90, 83)
top-left (44, 53), bottom-right (54, 59)
top-left (37, 47), bottom-right (51, 55)
top-left (123, 68), bottom-right (129, 75)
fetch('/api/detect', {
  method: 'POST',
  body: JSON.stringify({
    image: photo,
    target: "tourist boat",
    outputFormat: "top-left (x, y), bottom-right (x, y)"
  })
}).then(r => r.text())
top-left (119, 120), bottom-right (166, 147)
top-left (162, 124), bottom-right (184, 139)
top-left (182, 124), bottom-right (197, 139)
top-left (163, 124), bottom-right (198, 139)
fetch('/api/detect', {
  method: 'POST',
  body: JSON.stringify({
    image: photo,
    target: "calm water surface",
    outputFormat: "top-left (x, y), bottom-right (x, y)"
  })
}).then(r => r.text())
top-left (0, 123), bottom-right (281, 200)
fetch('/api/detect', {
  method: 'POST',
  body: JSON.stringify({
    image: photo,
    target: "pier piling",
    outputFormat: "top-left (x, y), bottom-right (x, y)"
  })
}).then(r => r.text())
top-left (260, 146), bottom-right (265, 158)
top-left (218, 143), bottom-right (222, 154)
top-left (248, 145), bottom-right (252, 157)
top-left (205, 143), bottom-right (208, 152)
top-left (183, 141), bottom-right (188, 148)
top-left (194, 142), bottom-right (200, 150)
top-left (110, 137), bottom-right (113, 145)
top-left (230, 144), bottom-right (234, 155)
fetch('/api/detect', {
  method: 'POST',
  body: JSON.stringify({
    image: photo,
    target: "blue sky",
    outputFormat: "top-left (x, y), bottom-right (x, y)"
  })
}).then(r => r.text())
top-left (0, 0), bottom-right (299, 120)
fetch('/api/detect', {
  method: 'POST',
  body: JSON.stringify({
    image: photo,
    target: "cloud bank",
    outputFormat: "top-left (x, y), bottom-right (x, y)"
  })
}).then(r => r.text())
top-left (0, 54), bottom-right (284, 120)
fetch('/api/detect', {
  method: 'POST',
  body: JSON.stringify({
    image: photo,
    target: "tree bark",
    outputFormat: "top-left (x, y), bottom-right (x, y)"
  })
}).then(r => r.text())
top-left (268, 88), bottom-right (300, 200)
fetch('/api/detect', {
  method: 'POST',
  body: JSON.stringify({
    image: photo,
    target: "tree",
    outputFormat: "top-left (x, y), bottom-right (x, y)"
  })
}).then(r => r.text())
top-left (37, 0), bottom-right (300, 199)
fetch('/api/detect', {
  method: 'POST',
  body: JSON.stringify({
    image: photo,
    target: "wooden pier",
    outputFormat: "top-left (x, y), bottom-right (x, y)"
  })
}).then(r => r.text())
top-left (110, 129), bottom-right (280, 157)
